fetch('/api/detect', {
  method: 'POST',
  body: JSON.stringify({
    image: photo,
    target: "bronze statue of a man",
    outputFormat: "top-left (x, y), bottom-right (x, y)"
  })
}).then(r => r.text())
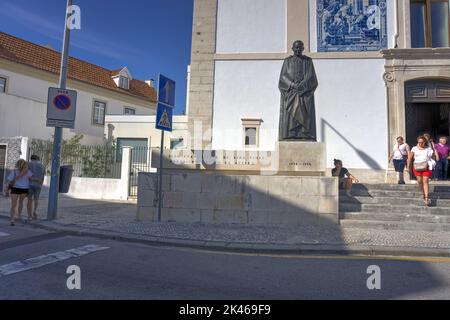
top-left (279, 40), bottom-right (318, 141)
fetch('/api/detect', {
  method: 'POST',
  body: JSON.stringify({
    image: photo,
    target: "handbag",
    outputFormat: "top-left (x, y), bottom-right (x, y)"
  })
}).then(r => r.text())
top-left (414, 161), bottom-right (429, 172)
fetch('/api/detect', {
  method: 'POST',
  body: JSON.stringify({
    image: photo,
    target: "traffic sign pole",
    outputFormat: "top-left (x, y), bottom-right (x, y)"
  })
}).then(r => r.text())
top-left (155, 74), bottom-right (175, 223)
top-left (158, 131), bottom-right (164, 222)
top-left (48, 0), bottom-right (73, 221)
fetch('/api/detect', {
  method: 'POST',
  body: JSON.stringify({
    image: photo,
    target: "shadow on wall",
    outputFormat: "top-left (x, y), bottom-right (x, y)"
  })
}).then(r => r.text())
top-left (320, 118), bottom-right (383, 170)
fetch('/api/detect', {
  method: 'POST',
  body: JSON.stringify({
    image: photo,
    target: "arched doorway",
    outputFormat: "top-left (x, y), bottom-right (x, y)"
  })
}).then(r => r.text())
top-left (405, 79), bottom-right (450, 180)
top-left (405, 79), bottom-right (450, 148)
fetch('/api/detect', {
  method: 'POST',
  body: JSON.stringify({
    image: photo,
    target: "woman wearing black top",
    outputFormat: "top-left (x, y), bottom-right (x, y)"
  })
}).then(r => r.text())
top-left (332, 159), bottom-right (359, 197)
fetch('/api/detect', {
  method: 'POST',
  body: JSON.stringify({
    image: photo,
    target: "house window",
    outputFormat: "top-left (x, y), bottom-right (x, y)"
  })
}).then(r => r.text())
top-left (245, 128), bottom-right (257, 147)
top-left (124, 107), bottom-right (136, 115)
top-left (241, 118), bottom-right (263, 148)
top-left (411, 0), bottom-right (450, 48)
top-left (0, 77), bottom-right (6, 93)
top-left (170, 138), bottom-right (184, 150)
top-left (93, 100), bottom-right (106, 125)
top-left (119, 76), bottom-right (129, 90)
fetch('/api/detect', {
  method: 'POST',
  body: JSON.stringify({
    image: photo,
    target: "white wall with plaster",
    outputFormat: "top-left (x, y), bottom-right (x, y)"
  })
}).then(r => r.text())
top-left (314, 58), bottom-right (388, 170)
top-left (212, 59), bottom-right (388, 171)
top-left (216, 0), bottom-right (287, 53)
top-left (212, 60), bottom-right (283, 151)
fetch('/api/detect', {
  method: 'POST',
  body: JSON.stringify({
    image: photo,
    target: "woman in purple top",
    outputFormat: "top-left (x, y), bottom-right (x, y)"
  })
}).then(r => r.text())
top-left (435, 136), bottom-right (450, 180)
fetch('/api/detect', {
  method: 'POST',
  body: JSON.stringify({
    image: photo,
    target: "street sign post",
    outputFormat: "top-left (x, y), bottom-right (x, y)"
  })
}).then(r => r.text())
top-left (156, 74), bottom-right (176, 222)
top-left (47, 0), bottom-right (76, 221)
top-left (47, 87), bottom-right (77, 129)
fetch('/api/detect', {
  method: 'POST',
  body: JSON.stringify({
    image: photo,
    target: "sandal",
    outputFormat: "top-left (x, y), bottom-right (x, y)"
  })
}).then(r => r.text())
top-left (424, 197), bottom-right (431, 207)
top-left (10, 221), bottom-right (15, 226)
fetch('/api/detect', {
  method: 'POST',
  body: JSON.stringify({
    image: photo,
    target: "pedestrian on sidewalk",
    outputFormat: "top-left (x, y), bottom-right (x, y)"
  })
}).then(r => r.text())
top-left (407, 136), bottom-right (435, 206)
top-left (3, 159), bottom-right (33, 226)
top-left (27, 155), bottom-right (45, 220)
top-left (434, 136), bottom-right (450, 181)
top-left (332, 159), bottom-right (359, 197)
top-left (389, 136), bottom-right (410, 184)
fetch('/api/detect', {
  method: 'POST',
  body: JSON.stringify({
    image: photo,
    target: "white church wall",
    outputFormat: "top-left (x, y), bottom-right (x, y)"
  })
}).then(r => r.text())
top-left (212, 60), bottom-right (283, 151)
top-left (212, 58), bottom-right (388, 171)
top-left (216, 0), bottom-right (287, 53)
top-left (314, 58), bottom-right (388, 171)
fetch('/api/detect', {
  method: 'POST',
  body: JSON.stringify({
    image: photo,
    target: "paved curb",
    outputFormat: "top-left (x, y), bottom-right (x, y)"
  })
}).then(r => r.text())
top-left (14, 218), bottom-right (450, 259)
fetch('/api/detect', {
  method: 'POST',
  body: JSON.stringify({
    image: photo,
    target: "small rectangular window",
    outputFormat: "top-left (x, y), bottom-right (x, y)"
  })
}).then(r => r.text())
top-left (93, 101), bottom-right (106, 125)
top-left (0, 77), bottom-right (6, 93)
top-left (245, 127), bottom-right (257, 146)
top-left (119, 76), bottom-right (129, 90)
top-left (124, 107), bottom-right (136, 115)
top-left (170, 138), bottom-right (184, 150)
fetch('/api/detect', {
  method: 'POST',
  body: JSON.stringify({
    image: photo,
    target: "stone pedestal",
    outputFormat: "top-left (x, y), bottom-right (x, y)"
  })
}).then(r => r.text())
top-left (272, 141), bottom-right (326, 175)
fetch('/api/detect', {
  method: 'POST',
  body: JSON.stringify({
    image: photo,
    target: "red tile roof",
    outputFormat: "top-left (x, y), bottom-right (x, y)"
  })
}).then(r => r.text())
top-left (0, 32), bottom-right (156, 104)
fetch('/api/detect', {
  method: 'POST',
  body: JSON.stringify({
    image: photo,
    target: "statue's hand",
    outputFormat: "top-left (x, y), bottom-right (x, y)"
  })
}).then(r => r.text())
top-left (293, 82), bottom-right (306, 92)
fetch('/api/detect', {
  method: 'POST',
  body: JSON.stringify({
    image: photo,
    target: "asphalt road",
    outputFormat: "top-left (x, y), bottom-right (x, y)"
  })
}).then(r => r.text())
top-left (1, 219), bottom-right (450, 300)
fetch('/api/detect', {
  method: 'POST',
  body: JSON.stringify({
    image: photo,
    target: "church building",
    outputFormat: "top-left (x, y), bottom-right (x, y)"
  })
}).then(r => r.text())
top-left (186, 0), bottom-right (450, 182)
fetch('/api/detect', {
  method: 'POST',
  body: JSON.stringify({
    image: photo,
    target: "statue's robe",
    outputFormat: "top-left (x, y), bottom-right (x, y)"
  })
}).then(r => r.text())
top-left (278, 55), bottom-right (318, 140)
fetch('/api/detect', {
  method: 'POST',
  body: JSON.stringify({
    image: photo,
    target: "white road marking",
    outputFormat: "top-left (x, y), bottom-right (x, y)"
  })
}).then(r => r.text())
top-left (0, 244), bottom-right (109, 277)
top-left (0, 232), bottom-right (10, 237)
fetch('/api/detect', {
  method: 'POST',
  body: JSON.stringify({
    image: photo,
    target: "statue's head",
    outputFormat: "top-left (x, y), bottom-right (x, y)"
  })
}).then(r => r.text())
top-left (292, 40), bottom-right (304, 57)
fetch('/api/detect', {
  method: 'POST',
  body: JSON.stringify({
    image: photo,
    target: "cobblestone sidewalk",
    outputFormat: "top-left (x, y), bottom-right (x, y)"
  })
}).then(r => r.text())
top-left (2, 195), bottom-right (450, 256)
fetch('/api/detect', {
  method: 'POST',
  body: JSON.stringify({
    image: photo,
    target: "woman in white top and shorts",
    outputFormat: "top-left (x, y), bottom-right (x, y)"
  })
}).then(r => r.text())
top-left (406, 135), bottom-right (438, 206)
top-left (4, 159), bottom-right (33, 226)
top-left (389, 136), bottom-right (410, 184)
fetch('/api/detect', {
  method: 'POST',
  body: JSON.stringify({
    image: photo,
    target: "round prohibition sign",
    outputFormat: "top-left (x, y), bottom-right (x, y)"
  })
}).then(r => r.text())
top-left (53, 94), bottom-right (71, 111)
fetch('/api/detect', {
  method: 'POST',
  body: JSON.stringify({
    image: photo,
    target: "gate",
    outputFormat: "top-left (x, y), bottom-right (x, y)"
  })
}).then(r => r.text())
top-left (129, 147), bottom-right (152, 197)
top-left (0, 145), bottom-right (6, 191)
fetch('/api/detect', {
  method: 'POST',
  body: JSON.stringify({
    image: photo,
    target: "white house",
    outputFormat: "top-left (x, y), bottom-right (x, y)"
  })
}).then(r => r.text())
top-left (0, 31), bottom-right (157, 145)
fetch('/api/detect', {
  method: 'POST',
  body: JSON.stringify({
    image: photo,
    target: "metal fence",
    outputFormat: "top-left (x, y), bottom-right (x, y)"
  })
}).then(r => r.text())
top-left (129, 146), bottom-right (152, 197)
top-left (29, 140), bottom-right (122, 179)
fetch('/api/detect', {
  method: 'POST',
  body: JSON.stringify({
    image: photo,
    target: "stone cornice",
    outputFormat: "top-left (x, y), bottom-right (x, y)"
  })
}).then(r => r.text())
top-left (382, 48), bottom-right (450, 60)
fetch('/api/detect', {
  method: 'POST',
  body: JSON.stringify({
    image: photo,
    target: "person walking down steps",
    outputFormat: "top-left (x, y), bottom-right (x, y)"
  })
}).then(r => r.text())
top-left (389, 136), bottom-right (410, 184)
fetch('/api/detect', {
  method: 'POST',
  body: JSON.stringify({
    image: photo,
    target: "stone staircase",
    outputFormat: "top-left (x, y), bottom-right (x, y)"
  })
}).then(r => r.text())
top-left (339, 183), bottom-right (450, 232)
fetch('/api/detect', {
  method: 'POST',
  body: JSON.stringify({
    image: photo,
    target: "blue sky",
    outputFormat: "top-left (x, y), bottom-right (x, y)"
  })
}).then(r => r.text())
top-left (0, 0), bottom-right (194, 115)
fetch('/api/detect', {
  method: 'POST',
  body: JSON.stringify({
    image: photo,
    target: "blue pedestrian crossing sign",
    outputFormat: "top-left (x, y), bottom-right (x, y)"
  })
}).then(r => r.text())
top-left (158, 74), bottom-right (176, 107)
top-left (156, 103), bottom-right (173, 132)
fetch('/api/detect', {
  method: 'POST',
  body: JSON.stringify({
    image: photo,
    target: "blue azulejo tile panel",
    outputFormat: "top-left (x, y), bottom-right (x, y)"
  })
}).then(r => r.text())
top-left (317, 0), bottom-right (387, 52)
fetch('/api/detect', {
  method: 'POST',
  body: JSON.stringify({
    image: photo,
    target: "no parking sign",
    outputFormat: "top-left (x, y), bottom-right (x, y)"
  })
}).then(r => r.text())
top-left (47, 87), bottom-right (77, 129)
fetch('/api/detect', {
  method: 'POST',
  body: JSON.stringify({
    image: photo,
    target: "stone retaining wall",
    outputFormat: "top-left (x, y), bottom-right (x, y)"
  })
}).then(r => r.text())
top-left (137, 171), bottom-right (339, 226)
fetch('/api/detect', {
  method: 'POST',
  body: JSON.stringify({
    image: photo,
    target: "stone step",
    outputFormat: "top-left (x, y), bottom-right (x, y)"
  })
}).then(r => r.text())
top-left (340, 219), bottom-right (450, 232)
top-left (342, 190), bottom-right (450, 199)
top-left (340, 196), bottom-right (450, 207)
top-left (341, 212), bottom-right (450, 224)
top-left (352, 183), bottom-right (450, 193)
top-left (339, 203), bottom-right (450, 215)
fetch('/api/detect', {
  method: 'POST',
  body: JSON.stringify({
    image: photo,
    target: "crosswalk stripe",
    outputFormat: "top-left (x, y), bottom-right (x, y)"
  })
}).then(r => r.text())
top-left (0, 244), bottom-right (109, 277)
top-left (0, 232), bottom-right (9, 237)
